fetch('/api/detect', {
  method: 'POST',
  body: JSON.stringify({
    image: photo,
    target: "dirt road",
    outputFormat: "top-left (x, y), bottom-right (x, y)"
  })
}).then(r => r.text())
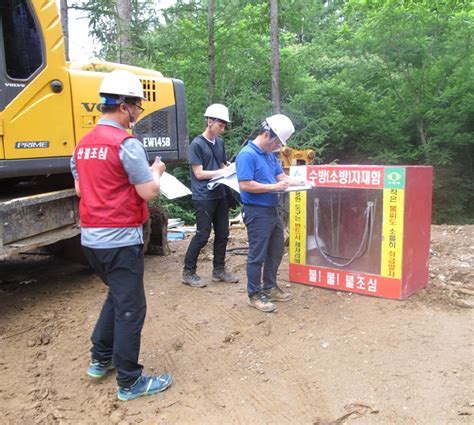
top-left (0, 225), bottom-right (472, 424)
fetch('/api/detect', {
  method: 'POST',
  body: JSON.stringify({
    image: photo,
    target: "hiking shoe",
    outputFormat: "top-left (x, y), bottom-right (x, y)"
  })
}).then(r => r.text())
top-left (248, 293), bottom-right (277, 313)
top-left (87, 358), bottom-right (115, 379)
top-left (263, 286), bottom-right (294, 302)
top-left (212, 269), bottom-right (239, 283)
top-left (118, 373), bottom-right (173, 401)
top-left (182, 272), bottom-right (207, 288)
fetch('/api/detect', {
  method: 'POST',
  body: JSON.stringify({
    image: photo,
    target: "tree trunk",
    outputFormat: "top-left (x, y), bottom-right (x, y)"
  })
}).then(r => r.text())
top-left (117, 0), bottom-right (132, 64)
top-left (207, 0), bottom-right (216, 104)
top-left (270, 0), bottom-right (280, 114)
top-left (416, 119), bottom-right (429, 146)
top-left (59, 0), bottom-right (69, 61)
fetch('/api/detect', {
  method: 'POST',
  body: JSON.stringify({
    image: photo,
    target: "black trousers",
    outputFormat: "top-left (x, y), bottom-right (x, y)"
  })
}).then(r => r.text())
top-left (183, 198), bottom-right (229, 273)
top-left (83, 244), bottom-right (146, 387)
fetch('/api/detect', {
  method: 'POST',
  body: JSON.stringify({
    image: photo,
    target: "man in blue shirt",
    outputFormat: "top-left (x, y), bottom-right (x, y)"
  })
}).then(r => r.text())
top-left (236, 114), bottom-right (306, 312)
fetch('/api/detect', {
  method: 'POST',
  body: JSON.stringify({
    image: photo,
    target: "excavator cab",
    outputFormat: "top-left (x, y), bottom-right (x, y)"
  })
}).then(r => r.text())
top-left (0, 0), bottom-right (42, 107)
top-left (0, 0), bottom-right (188, 181)
top-left (0, 0), bottom-right (76, 179)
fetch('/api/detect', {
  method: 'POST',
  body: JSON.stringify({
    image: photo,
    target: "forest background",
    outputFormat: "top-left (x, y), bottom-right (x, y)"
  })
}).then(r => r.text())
top-left (68, 0), bottom-right (473, 224)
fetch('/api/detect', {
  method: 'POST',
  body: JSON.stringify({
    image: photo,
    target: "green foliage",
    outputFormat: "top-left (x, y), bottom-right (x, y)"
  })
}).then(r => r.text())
top-left (84, 0), bottom-right (473, 223)
top-left (155, 196), bottom-right (195, 224)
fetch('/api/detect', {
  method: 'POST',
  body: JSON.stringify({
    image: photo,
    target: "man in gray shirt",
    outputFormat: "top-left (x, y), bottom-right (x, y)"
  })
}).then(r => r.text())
top-left (71, 70), bottom-right (172, 401)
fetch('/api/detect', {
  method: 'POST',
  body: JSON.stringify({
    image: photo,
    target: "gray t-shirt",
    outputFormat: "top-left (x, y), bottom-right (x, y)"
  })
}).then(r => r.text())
top-left (70, 119), bottom-right (153, 248)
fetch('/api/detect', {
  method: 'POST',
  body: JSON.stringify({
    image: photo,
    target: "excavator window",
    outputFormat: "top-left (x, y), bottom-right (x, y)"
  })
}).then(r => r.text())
top-left (1, 0), bottom-right (42, 80)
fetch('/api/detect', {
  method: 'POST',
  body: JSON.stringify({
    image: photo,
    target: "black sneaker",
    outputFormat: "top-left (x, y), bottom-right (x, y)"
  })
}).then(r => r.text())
top-left (182, 272), bottom-right (207, 288)
top-left (248, 293), bottom-right (277, 312)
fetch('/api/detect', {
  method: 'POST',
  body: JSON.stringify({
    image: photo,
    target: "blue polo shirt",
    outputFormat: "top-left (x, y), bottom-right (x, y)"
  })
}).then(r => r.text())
top-left (236, 141), bottom-right (283, 207)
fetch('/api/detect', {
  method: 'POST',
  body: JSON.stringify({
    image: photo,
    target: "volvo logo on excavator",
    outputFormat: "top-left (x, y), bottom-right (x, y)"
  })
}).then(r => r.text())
top-left (81, 102), bottom-right (101, 112)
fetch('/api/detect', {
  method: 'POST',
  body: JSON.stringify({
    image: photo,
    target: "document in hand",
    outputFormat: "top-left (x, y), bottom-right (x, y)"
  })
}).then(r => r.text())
top-left (159, 172), bottom-right (192, 199)
top-left (284, 184), bottom-right (313, 192)
top-left (207, 168), bottom-right (240, 193)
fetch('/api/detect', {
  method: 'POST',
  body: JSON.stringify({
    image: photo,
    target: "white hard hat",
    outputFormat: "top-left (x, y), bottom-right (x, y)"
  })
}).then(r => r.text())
top-left (204, 103), bottom-right (231, 123)
top-left (264, 114), bottom-right (295, 145)
top-left (99, 70), bottom-right (146, 100)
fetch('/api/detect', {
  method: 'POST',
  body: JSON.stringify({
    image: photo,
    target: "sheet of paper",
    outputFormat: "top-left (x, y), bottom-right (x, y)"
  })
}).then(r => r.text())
top-left (159, 172), bottom-right (192, 199)
top-left (207, 172), bottom-right (240, 193)
top-left (209, 163), bottom-right (236, 182)
top-left (284, 184), bottom-right (313, 192)
top-left (223, 162), bottom-right (236, 175)
top-left (208, 175), bottom-right (312, 194)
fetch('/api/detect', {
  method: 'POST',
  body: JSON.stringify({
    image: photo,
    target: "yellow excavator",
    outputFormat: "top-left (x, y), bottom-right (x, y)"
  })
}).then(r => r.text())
top-left (278, 146), bottom-right (315, 171)
top-left (0, 0), bottom-right (189, 260)
top-left (276, 146), bottom-right (315, 232)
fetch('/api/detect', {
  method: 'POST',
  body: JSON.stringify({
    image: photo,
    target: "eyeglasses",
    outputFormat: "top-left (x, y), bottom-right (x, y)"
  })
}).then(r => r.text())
top-left (123, 102), bottom-right (144, 115)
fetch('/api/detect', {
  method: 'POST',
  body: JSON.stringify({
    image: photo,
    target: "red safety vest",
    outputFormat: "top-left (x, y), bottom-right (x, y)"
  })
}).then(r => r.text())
top-left (74, 124), bottom-right (148, 227)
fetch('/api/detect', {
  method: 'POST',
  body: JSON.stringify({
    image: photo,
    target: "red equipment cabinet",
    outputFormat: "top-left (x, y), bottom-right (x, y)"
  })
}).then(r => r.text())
top-left (288, 165), bottom-right (433, 299)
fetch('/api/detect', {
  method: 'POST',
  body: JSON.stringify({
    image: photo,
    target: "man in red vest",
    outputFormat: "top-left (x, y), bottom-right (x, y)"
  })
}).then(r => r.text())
top-left (70, 70), bottom-right (172, 401)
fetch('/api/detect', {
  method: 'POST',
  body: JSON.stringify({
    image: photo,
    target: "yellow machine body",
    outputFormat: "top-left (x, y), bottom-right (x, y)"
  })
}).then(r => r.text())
top-left (0, 0), bottom-right (188, 178)
top-left (278, 146), bottom-right (316, 171)
top-left (0, 0), bottom-right (188, 259)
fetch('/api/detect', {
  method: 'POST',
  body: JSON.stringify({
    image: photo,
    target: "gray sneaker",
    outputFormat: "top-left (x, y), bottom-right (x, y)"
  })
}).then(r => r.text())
top-left (263, 286), bottom-right (293, 302)
top-left (248, 293), bottom-right (277, 313)
top-left (182, 272), bottom-right (207, 288)
top-left (212, 269), bottom-right (239, 283)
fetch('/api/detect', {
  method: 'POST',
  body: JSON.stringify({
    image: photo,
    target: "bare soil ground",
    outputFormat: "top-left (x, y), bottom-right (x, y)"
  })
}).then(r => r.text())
top-left (0, 225), bottom-right (473, 425)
